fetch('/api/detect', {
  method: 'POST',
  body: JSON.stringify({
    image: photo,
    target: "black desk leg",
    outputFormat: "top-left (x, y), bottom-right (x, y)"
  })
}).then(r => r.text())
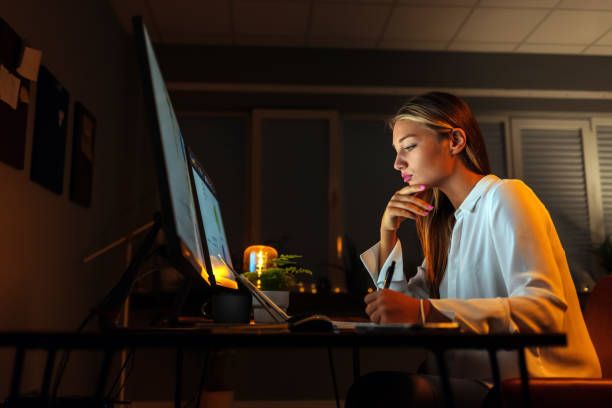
top-left (327, 347), bottom-right (340, 408)
top-left (352, 346), bottom-right (360, 383)
top-left (95, 350), bottom-right (115, 401)
top-left (517, 347), bottom-right (531, 408)
top-left (195, 349), bottom-right (210, 408)
top-left (433, 349), bottom-right (455, 408)
top-left (487, 348), bottom-right (502, 407)
top-left (175, 347), bottom-right (184, 408)
top-left (41, 349), bottom-right (57, 399)
top-left (9, 347), bottom-right (25, 400)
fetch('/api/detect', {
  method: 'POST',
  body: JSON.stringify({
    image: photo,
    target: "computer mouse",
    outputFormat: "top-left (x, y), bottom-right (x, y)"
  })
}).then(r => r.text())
top-left (288, 314), bottom-right (334, 333)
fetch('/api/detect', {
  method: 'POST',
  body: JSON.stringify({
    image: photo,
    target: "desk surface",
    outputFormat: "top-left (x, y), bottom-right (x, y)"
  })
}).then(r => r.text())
top-left (0, 329), bottom-right (567, 350)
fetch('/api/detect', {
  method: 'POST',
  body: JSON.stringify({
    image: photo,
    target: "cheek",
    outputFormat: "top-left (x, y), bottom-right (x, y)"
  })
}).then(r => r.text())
top-left (419, 146), bottom-right (450, 175)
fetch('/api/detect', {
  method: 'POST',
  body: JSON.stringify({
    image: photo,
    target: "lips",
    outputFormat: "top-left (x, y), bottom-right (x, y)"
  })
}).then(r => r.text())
top-left (402, 173), bottom-right (413, 183)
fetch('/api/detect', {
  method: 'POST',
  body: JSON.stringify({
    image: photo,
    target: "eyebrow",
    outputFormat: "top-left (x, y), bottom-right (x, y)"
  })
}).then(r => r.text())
top-left (393, 134), bottom-right (419, 147)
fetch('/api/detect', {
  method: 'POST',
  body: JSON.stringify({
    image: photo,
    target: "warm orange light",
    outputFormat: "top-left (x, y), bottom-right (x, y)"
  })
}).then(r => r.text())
top-left (336, 236), bottom-right (343, 260)
top-left (199, 261), bottom-right (210, 285)
top-left (256, 250), bottom-right (265, 278)
top-left (243, 245), bottom-right (278, 273)
top-left (181, 242), bottom-right (210, 284)
top-left (243, 245), bottom-right (278, 290)
top-left (210, 255), bottom-right (238, 289)
top-left (181, 243), bottom-right (191, 258)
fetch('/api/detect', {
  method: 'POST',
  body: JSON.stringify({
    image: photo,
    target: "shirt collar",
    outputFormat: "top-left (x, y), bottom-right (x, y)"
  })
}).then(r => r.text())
top-left (454, 174), bottom-right (499, 218)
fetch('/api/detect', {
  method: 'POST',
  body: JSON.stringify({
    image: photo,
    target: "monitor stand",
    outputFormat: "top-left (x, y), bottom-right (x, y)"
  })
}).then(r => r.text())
top-left (93, 213), bottom-right (211, 330)
top-left (94, 212), bottom-right (164, 330)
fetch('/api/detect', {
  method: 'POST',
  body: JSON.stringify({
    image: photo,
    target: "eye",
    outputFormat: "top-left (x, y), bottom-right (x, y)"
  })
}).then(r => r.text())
top-left (403, 144), bottom-right (416, 151)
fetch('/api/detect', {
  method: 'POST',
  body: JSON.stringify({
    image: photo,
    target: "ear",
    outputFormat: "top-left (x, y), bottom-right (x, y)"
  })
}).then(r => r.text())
top-left (449, 128), bottom-right (467, 156)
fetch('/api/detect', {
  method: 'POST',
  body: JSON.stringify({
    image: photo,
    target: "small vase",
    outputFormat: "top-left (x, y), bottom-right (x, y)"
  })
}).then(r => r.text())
top-left (252, 290), bottom-right (289, 323)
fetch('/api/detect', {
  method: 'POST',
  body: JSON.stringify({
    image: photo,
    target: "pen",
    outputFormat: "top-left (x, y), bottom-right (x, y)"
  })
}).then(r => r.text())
top-left (382, 261), bottom-right (396, 289)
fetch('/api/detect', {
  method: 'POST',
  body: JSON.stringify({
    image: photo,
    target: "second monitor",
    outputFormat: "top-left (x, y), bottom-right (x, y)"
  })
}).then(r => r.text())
top-left (189, 151), bottom-right (238, 291)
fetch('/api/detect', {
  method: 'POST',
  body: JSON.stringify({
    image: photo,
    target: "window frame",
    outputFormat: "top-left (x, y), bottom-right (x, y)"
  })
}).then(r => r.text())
top-left (250, 109), bottom-right (344, 287)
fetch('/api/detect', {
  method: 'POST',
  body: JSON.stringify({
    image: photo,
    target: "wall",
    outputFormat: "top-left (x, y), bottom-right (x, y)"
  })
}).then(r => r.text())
top-left (157, 44), bottom-right (612, 113)
top-left (0, 0), bottom-right (156, 395)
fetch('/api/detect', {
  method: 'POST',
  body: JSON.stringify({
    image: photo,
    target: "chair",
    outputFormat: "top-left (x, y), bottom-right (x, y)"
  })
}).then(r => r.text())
top-left (496, 275), bottom-right (612, 407)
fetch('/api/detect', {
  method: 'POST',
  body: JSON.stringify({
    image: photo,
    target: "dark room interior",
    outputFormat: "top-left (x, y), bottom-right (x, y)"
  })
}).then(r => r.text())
top-left (1, 1), bottom-right (612, 407)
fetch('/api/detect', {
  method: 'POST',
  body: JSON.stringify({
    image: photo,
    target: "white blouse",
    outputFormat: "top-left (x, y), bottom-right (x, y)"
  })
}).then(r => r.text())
top-left (360, 174), bottom-right (601, 380)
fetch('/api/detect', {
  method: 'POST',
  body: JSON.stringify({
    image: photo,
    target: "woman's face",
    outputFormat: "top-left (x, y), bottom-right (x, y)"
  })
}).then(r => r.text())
top-left (392, 119), bottom-right (455, 188)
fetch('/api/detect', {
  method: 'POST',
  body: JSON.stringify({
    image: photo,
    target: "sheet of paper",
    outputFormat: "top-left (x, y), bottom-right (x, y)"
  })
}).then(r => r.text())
top-left (17, 47), bottom-right (42, 81)
top-left (0, 65), bottom-right (20, 109)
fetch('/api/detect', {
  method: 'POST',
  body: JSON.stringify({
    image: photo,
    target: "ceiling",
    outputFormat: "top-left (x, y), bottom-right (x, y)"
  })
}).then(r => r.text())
top-left (109, 0), bottom-right (612, 56)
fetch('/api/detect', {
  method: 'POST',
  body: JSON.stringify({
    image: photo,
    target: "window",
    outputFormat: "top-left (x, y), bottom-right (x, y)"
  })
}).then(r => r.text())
top-left (511, 119), bottom-right (600, 287)
top-left (595, 125), bottom-right (612, 239)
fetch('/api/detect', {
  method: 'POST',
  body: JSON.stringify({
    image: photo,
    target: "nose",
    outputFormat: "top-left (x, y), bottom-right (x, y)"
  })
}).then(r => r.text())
top-left (394, 152), bottom-right (406, 171)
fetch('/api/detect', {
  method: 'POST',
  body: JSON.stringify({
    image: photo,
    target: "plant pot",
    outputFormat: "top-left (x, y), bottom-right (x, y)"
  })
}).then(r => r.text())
top-left (252, 290), bottom-right (289, 323)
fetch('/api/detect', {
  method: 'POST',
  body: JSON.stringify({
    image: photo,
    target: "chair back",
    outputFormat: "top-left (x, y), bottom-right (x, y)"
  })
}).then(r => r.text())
top-left (583, 275), bottom-right (612, 377)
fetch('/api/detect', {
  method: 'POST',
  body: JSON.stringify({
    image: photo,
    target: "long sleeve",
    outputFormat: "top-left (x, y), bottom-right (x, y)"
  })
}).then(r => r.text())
top-left (429, 180), bottom-right (569, 334)
top-left (360, 240), bottom-right (430, 298)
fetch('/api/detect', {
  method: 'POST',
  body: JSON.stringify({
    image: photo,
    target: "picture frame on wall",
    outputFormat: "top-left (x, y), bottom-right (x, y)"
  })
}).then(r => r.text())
top-left (69, 102), bottom-right (96, 207)
top-left (30, 65), bottom-right (69, 194)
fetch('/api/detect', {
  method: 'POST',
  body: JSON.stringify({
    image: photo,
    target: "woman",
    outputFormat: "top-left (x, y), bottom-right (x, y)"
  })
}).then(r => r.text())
top-left (347, 92), bottom-right (601, 407)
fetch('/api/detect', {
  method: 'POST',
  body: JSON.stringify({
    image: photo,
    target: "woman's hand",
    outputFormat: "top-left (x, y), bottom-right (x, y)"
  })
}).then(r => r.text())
top-left (380, 184), bottom-right (433, 232)
top-left (364, 289), bottom-right (421, 324)
top-left (364, 291), bottom-right (448, 324)
top-left (379, 184), bottom-right (433, 266)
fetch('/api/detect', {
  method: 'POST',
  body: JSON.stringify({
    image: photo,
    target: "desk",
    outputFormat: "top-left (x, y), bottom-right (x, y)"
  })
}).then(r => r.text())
top-left (0, 329), bottom-right (566, 408)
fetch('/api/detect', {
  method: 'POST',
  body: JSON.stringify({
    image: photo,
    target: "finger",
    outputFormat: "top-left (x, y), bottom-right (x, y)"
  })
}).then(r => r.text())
top-left (386, 207), bottom-right (415, 220)
top-left (398, 184), bottom-right (427, 195)
top-left (364, 290), bottom-right (379, 304)
top-left (365, 301), bottom-right (377, 317)
top-left (387, 205), bottom-right (426, 219)
top-left (388, 201), bottom-right (431, 216)
top-left (390, 196), bottom-right (434, 211)
top-left (369, 308), bottom-right (382, 324)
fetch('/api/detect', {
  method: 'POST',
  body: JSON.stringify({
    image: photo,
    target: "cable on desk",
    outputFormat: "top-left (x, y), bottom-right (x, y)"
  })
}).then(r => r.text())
top-left (327, 347), bottom-right (340, 408)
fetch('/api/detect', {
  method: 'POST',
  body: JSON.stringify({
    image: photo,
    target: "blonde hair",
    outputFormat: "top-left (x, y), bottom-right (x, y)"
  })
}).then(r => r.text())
top-left (390, 92), bottom-right (491, 298)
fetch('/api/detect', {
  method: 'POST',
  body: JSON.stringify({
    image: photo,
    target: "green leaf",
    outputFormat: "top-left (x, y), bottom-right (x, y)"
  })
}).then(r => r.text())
top-left (241, 254), bottom-right (312, 290)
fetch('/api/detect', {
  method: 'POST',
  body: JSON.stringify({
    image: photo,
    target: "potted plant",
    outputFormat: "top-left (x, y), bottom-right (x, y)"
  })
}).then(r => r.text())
top-left (242, 254), bottom-right (312, 322)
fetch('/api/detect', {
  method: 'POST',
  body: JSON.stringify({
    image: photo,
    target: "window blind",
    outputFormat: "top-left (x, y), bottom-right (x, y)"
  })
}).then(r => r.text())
top-left (521, 128), bottom-right (592, 275)
top-left (596, 126), bottom-right (612, 239)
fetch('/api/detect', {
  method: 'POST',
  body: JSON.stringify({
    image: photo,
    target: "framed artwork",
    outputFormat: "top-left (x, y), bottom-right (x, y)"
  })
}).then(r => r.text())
top-left (0, 17), bottom-right (28, 170)
top-left (69, 102), bottom-right (96, 207)
top-left (30, 65), bottom-right (69, 194)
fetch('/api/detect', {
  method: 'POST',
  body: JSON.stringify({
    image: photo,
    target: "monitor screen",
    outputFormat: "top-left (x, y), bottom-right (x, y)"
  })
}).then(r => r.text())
top-left (133, 17), bottom-right (209, 284)
top-left (190, 157), bottom-right (238, 290)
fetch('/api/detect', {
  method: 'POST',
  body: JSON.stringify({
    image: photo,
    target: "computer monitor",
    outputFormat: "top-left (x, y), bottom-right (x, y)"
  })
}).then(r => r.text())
top-left (132, 16), bottom-right (211, 287)
top-left (189, 151), bottom-right (239, 290)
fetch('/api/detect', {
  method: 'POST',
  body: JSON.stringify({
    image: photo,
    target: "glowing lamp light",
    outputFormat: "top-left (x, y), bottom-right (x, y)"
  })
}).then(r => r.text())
top-left (243, 245), bottom-right (278, 289)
